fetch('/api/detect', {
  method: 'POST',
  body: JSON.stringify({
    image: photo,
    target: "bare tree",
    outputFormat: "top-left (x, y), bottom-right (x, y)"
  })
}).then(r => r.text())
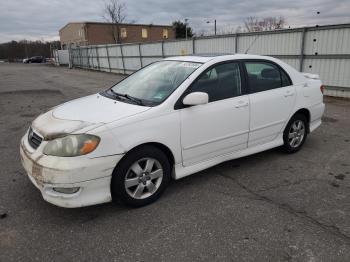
top-left (244, 16), bottom-right (286, 32)
top-left (103, 0), bottom-right (127, 43)
top-left (235, 26), bottom-right (243, 33)
top-left (244, 16), bottom-right (259, 32)
top-left (262, 16), bottom-right (285, 30)
top-left (217, 25), bottom-right (236, 35)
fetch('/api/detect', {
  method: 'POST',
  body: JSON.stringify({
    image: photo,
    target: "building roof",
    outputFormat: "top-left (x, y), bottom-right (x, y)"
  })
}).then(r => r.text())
top-left (59, 21), bottom-right (173, 32)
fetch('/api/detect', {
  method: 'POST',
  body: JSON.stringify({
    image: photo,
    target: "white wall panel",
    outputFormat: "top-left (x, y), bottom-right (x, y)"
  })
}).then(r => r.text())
top-left (238, 32), bottom-right (302, 55)
top-left (98, 58), bottom-right (110, 70)
top-left (56, 50), bottom-right (69, 65)
top-left (109, 55), bottom-right (124, 70)
top-left (124, 57), bottom-right (141, 70)
top-left (107, 45), bottom-right (122, 57)
top-left (279, 58), bottom-right (300, 70)
top-left (140, 43), bottom-right (162, 56)
top-left (122, 45), bottom-right (140, 57)
top-left (302, 58), bottom-right (350, 87)
top-left (97, 46), bottom-right (107, 57)
top-left (304, 28), bottom-right (350, 55)
top-left (141, 57), bottom-right (162, 67)
top-left (163, 40), bottom-right (193, 56)
top-left (195, 37), bottom-right (236, 54)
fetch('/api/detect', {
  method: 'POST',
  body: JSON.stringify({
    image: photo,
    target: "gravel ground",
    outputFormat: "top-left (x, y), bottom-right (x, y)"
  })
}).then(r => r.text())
top-left (0, 63), bottom-right (350, 262)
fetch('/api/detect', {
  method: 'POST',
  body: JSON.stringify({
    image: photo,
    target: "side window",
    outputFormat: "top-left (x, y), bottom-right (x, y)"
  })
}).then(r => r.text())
top-left (245, 62), bottom-right (290, 93)
top-left (281, 69), bottom-right (292, 87)
top-left (189, 62), bottom-right (242, 102)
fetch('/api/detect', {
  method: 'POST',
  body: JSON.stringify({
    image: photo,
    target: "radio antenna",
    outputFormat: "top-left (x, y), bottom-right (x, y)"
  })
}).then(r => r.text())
top-left (244, 33), bottom-right (260, 54)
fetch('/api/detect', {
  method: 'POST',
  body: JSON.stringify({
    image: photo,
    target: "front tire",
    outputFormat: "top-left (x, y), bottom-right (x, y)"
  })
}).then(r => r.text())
top-left (111, 145), bottom-right (171, 207)
top-left (282, 114), bottom-right (308, 153)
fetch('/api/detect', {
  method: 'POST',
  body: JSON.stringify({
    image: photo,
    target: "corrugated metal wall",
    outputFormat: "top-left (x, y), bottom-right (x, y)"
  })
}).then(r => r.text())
top-left (195, 37), bottom-right (236, 54)
top-left (237, 31), bottom-right (302, 55)
top-left (70, 23), bottom-right (350, 95)
top-left (53, 50), bottom-right (70, 65)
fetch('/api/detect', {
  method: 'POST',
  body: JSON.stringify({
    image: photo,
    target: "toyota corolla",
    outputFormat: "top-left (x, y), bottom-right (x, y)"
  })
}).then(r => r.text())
top-left (20, 54), bottom-right (325, 208)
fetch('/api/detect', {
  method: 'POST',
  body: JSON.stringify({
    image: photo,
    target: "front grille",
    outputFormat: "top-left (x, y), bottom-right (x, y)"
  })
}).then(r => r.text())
top-left (28, 127), bottom-right (43, 149)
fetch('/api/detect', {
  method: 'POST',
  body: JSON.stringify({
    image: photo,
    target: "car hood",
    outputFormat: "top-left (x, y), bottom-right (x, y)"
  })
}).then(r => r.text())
top-left (32, 94), bottom-right (151, 140)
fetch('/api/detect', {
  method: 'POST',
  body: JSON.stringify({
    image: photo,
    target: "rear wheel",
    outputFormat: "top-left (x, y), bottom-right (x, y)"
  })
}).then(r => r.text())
top-left (111, 145), bottom-right (171, 207)
top-left (283, 114), bottom-right (308, 153)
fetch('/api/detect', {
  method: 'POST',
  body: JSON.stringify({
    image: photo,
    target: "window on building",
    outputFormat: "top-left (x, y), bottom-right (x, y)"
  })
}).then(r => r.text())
top-left (120, 28), bottom-right (127, 38)
top-left (78, 29), bottom-right (84, 37)
top-left (162, 29), bottom-right (169, 39)
top-left (142, 28), bottom-right (148, 39)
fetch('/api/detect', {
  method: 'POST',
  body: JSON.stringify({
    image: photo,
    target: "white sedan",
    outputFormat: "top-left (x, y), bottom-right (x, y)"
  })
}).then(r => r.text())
top-left (20, 54), bottom-right (325, 208)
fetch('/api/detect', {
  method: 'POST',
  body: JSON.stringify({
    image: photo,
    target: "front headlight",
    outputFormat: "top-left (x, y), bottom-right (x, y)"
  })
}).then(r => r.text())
top-left (43, 134), bottom-right (100, 157)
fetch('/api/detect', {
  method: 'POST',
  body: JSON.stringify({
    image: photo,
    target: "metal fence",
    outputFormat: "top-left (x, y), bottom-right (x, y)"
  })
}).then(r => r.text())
top-left (69, 23), bottom-right (350, 97)
top-left (53, 49), bottom-right (70, 65)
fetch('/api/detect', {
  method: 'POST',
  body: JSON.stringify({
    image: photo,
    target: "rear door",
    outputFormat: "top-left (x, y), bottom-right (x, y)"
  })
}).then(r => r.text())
top-left (244, 60), bottom-right (296, 147)
top-left (179, 61), bottom-right (250, 166)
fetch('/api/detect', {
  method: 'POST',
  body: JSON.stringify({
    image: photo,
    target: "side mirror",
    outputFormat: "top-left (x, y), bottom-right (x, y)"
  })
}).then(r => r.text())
top-left (182, 92), bottom-right (209, 106)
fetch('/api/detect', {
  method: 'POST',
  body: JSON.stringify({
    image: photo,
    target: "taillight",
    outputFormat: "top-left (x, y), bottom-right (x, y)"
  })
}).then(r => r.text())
top-left (320, 85), bottom-right (325, 94)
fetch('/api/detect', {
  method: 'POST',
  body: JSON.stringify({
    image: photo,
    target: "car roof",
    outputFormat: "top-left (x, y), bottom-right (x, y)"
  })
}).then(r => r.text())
top-left (165, 53), bottom-right (305, 85)
top-left (165, 53), bottom-right (273, 63)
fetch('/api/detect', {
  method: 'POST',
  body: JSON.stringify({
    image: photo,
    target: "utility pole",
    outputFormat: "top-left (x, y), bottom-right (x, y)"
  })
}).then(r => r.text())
top-left (207, 19), bottom-right (217, 36)
top-left (214, 19), bottom-right (217, 35)
top-left (185, 18), bottom-right (188, 40)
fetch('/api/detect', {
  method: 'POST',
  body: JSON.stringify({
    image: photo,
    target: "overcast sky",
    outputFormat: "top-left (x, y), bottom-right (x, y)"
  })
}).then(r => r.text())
top-left (0, 0), bottom-right (349, 43)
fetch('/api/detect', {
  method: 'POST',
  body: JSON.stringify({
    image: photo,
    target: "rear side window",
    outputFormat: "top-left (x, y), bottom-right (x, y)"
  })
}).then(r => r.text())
top-left (188, 62), bottom-right (242, 102)
top-left (281, 69), bottom-right (292, 87)
top-left (244, 62), bottom-right (291, 93)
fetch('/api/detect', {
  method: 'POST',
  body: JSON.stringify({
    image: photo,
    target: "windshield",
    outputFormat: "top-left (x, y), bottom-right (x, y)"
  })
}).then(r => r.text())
top-left (110, 60), bottom-right (202, 105)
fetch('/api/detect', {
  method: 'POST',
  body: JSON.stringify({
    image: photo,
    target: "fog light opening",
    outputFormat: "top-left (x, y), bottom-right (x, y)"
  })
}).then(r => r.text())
top-left (53, 187), bottom-right (80, 194)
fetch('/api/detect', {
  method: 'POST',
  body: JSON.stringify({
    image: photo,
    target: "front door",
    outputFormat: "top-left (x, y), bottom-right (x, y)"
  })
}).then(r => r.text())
top-left (179, 62), bottom-right (250, 166)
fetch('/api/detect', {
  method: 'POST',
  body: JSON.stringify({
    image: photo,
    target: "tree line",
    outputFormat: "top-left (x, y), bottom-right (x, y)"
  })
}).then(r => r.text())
top-left (0, 40), bottom-right (60, 61)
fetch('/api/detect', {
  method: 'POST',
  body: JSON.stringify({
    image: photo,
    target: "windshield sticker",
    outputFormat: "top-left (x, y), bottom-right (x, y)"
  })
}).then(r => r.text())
top-left (181, 62), bottom-right (201, 69)
top-left (153, 92), bottom-right (166, 100)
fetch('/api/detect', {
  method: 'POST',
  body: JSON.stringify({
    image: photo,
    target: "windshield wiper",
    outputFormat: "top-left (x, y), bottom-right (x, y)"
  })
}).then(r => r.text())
top-left (123, 94), bottom-right (144, 105)
top-left (109, 90), bottom-right (144, 105)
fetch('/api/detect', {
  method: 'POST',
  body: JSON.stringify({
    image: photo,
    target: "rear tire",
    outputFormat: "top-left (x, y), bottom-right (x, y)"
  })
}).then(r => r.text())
top-left (111, 145), bottom-right (171, 207)
top-left (282, 114), bottom-right (308, 153)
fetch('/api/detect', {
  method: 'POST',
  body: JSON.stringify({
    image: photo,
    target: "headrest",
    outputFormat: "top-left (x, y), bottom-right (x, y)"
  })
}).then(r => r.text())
top-left (248, 74), bottom-right (257, 80)
top-left (261, 68), bottom-right (279, 78)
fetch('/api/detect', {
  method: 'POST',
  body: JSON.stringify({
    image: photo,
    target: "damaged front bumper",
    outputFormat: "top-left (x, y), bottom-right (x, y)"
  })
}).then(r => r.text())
top-left (19, 134), bottom-right (124, 208)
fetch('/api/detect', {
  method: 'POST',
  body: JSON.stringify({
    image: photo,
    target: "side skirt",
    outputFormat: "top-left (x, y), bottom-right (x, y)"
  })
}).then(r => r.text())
top-left (173, 134), bottom-right (284, 180)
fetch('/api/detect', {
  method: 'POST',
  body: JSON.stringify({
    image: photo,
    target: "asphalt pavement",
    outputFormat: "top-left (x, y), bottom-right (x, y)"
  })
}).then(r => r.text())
top-left (1, 63), bottom-right (350, 262)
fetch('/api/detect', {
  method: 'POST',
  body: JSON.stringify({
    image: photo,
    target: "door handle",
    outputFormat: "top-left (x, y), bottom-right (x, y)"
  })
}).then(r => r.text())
top-left (284, 91), bottom-right (295, 97)
top-left (235, 101), bottom-right (249, 108)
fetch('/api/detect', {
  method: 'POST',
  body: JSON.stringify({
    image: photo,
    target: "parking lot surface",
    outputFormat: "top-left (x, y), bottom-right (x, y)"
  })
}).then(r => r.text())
top-left (1, 63), bottom-right (350, 262)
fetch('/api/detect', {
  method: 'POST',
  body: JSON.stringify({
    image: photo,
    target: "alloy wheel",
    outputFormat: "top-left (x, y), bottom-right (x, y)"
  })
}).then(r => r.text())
top-left (124, 158), bottom-right (163, 200)
top-left (288, 120), bottom-right (305, 148)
